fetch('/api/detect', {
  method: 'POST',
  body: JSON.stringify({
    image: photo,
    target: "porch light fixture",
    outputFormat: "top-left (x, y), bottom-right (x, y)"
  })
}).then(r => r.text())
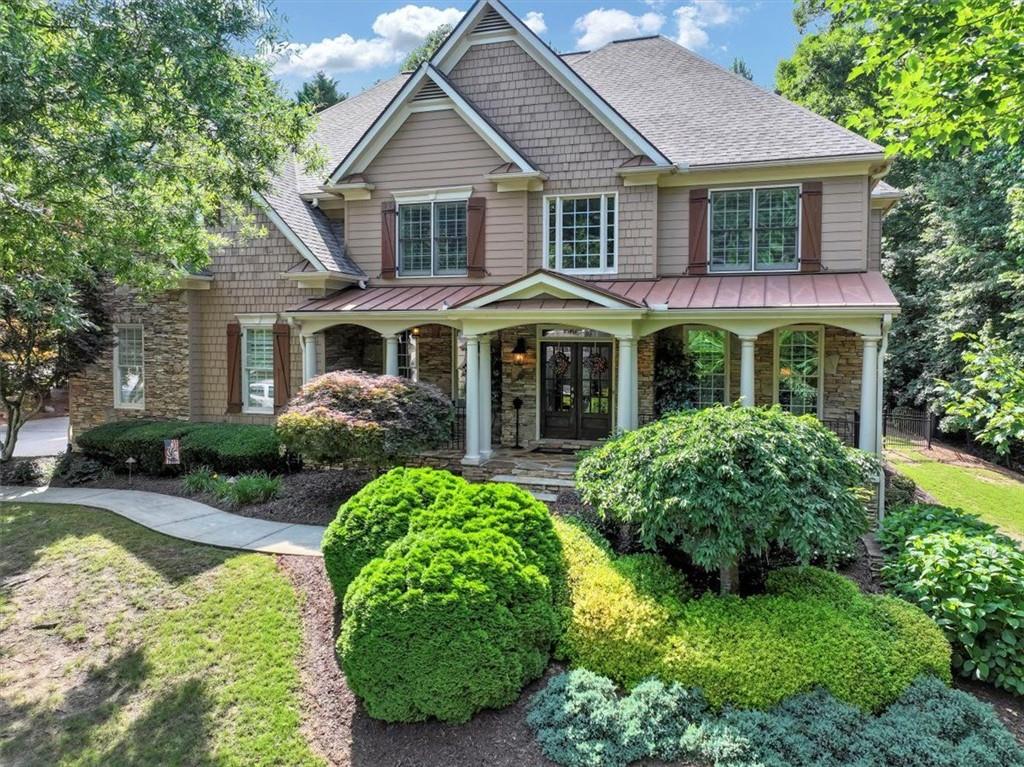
top-left (512, 337), bottom-right (527, 364)
top-left (411, 326), bottom-right (421, 336)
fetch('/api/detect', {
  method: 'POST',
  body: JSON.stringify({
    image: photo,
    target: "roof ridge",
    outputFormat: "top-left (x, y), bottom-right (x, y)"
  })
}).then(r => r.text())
top-left (649, 35), bottom-right (884, 154)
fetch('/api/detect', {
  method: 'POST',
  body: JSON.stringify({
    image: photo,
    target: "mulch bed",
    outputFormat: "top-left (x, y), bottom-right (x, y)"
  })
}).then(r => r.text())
top-left (276, 555), bottom-right (559, 767)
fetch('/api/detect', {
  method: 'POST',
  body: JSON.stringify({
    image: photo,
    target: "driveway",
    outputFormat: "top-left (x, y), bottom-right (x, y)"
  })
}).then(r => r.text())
top-left (0, 417), bottom-right (69, 457)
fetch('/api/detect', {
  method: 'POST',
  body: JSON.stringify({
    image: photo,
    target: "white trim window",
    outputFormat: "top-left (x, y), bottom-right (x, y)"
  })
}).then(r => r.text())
top-left (395, 187), bottom-right (471, 277)
top-left (113, 324), bottom-right (145, 409)
top-left (710, 185), bottom-right (800, 272)
top-left (685, 327), bottom-right (729, 408)
top-left (242, 326), bottom-right (275, 414)
top-left (544, 193), bottom-right (617, 274)
top-left (775, 326), bottom-right (823, 416)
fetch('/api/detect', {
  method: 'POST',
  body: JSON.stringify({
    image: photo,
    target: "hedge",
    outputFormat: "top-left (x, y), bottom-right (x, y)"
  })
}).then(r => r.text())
top-left (879, 503), bottom-right (1024, 695)
top-left (321, 467), bottom-right (468, 599)
top-left (553, 517), bottom-right (951, 712)
top-left (339, 527), bottom-right (559, 723)
top-left (77, 420), bottom-right (289, 475)
top-left (527, 670), bottom-right (1024, 767)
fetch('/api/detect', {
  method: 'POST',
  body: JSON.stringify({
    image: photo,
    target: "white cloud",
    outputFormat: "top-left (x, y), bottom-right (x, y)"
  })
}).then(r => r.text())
top-left (272, 4), bottom-right (463, 77)
top-left (674, 0), bottom-right (739, 50)
top-left (573, 8), bottom-right (665, 50)
top-left (523, 11), bottom-right (548, 35)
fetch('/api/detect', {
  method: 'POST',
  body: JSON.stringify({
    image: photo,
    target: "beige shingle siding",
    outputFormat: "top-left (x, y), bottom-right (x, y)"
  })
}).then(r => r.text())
top-left (346, 108), bottom-right (527, 283)
top-left (867, 208), bottom-right (883, 271)
top-left (450, 41), bottom-right (656, 279)
top-left (658, 186), bottom-right (688, 275)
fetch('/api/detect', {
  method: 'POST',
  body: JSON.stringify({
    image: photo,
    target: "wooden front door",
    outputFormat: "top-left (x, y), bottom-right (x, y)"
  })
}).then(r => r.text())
top-left (540, 341), bottom-right (613, 440)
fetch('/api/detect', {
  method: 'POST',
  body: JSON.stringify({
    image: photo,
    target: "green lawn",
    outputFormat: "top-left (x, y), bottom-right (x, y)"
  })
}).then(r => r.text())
top-left (0, 503), bottom-right (323, 767)
top-left (887, 448), bottom-right (1024, 540)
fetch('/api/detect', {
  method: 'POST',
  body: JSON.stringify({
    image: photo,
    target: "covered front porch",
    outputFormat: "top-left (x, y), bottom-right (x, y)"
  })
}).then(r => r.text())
top-left (286, 270), bottom-right (898, 467)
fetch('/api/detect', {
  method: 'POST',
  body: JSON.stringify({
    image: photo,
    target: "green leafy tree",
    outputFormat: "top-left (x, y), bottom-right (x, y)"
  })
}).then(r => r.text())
top-left (730, 57), bottom-right (753, 81)
top-left (0, 0), bottom-right (315, 459)
top-left (296, 70), bottom-right (346, 111)
top-left (833, 0), bottom-right (1024, 158)
top-left (936, 329), bottom-right (1024, 459)
top-left (400, 24), bottom-right (452, 71)
top-left (576, 406), bottom-right (877, 594)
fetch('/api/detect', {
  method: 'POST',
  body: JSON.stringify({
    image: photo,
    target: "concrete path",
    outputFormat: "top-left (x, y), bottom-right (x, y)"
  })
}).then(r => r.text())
top-left (0, 485), bottom-right (325, 557)
top-left (0, 417), bottom-right (69, 457)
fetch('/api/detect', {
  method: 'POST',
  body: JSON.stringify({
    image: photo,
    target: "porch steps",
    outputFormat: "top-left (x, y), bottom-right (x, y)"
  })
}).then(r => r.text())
top-left (489, 473), bottom-right (573, 502)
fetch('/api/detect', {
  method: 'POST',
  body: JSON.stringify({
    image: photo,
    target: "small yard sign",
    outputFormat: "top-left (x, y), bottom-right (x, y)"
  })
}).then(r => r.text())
top-left (164, 438), bottom-right (180, 465)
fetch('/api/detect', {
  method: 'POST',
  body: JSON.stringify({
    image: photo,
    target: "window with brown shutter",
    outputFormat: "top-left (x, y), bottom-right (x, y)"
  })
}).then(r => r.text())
top-left (272, 322), bottom-right (291, 411)
top-left (687, 188), bottom-right (709, 275)
top-left (467, 196), bottom-right (486, 277)
top-left (226, 322), bottom-right (242, 414)
top-left (799, 181), bottom-right (823, 273)
top-left (381, 200), bottom-right (397, 278)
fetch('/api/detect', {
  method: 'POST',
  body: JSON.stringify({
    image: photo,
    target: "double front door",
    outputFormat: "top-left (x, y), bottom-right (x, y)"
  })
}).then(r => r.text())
top-left (540, 341), bottom-right (613, 440)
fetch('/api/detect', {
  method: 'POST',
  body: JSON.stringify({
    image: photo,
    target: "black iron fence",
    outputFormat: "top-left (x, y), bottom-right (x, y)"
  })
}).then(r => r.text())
top-left (883, 408), bottom-right (933, 450)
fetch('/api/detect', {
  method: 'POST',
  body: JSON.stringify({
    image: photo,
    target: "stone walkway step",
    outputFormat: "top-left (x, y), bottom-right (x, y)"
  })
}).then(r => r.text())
top-left (490, 474), bottom-right (576, 489)
top-left (0, 485), bottom-right (325, 557)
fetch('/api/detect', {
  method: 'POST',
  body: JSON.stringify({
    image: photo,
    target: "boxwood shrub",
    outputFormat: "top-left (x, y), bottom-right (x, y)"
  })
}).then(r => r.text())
top-left (321, 467), bottom-right (468, 599)
top-left (553, 517), bottom-right (951, 711)
top-left (338, 527), bottom-right (559, 723)
top-left (77, 420), bottom-right (289, 475)
top-left (879, 503), bottom-right (1024, 695)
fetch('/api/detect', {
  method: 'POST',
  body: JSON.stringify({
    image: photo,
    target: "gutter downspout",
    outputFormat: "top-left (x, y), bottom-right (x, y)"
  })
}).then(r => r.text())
top-left (875, 312), bottom-right (893, 520)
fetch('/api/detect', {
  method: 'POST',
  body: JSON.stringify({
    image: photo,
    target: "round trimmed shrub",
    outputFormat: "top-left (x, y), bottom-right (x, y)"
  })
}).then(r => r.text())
top-left (576, 405), bottom-right (878, 593)
top-left (321, 467), bottom-right (467, 599)
top-left (276, 370), bottom-right (453, 467)
top-left (338, 527), bottom-right (559, 723)
top-left (409, 481), bottom-right (566, 605)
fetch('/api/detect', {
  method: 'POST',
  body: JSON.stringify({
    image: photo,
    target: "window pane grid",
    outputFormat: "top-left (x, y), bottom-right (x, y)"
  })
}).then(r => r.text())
top-left (116, 326), bottom-right (144, 406)
top-left (710, 190), bottom-right (753, 270)
top-left (398, 203), bottom-right (432, 275)
top-left (687, 329), bottom-right (727, 408)
top-left (245, 328), bottom-right (274, 412)
top-left (755, 187), bottom-right (798, 269)
top-left (434, 201), bottom-right (467, 274)
top-left (778, 329), bottom-right (820, 416)
top-left (547, 195), bottom-right (616, 272)
top-left (710, 187), bottom-right (800, 271)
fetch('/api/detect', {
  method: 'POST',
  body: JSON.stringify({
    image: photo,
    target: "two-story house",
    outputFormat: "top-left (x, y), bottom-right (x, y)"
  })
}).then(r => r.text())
top-left (70, 0), bottom-right (902, 468)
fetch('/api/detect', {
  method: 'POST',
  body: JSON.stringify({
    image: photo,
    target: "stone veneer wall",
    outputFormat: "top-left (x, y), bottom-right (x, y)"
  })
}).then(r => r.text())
top-left (69, 290), bottom-right (192, 438)
top-left (500, 326), bottom-right (538, 448)
top-left (413, 325), bottom-right (455, 398)
top-left (324, 325), bottom-right (383, 374)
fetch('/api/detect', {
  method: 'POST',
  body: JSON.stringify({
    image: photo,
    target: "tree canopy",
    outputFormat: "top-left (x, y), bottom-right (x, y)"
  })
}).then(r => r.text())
top-left (296, 70), bottom-right (346, 112)
top-left (401, 24), bottom-right (453, 71)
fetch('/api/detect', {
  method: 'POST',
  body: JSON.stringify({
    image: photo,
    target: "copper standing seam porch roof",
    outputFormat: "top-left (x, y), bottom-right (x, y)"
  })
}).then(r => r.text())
top-left (290, 272), bottom-right (899, 314)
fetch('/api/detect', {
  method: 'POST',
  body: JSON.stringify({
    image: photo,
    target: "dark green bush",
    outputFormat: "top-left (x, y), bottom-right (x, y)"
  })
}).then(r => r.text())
top-left (409, 481), bottom-right (566, 605)
top-left (179, 424), bottom-right (288, 474)
top-left (880, 504), bottom-right (1024, 695)
top-left (885, 471), bottom-right (918, 510)
top-left (529, 671), bottom-right (1024, 767)
top-left (338, 527), bottom-right (559, 723)
top-left (554, 518), bottom-right (950, 711)
top-left (77, 420), bottom-right (289, 475)
top-left (576, 405), bottom-right (877, 593)
top-left (321, 467), bottom-right (467, 599)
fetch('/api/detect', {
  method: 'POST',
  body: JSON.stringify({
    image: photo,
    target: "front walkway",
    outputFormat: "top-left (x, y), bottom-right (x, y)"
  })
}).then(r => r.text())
top-left (0, 485), bottom-right (325, 556)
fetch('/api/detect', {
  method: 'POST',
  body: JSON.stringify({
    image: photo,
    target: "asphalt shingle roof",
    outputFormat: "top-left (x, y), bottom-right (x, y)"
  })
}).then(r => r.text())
top-left (565, 36), bottom-right (884, 167)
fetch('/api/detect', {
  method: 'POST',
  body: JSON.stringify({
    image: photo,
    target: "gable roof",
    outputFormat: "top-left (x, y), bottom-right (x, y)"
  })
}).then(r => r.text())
top-left (325, 62), bottom-right (536, 184)
top-left (566, 36), bottom-right (885, 168)
top-left (452, 270), bottom-right (644, 310)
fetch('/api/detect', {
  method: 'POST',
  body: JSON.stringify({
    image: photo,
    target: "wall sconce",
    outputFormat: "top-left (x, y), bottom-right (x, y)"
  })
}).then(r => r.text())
top-left (512, 336), bottom-right (527, 364)
top-left (411, 326), bottom-right (421, 336)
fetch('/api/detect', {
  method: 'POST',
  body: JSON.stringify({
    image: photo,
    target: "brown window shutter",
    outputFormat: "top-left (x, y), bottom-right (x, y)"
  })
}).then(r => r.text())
top-left (381, 200), bottom-right (397, 278)
top-left (687, 188), bottom-right (709, 275)
top-left (272, 322), bottom-right (292, 411)
top-left (467, 196), bottom-right (486, 278)
top-left (800, 181), bottom-right (823, 273)
top-left (226, 322), bottom-right (242, 414)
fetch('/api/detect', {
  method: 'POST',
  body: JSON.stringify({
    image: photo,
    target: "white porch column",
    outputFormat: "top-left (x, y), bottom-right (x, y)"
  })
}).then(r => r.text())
top-left (301, 335), bottom-right (317, 384)
top-left (739, 335), bottom-right (757, 406)
top-left (859, 335), bottom-right (881, 452)
top-left (384, 334), bottom-right (400, 377)
top-left (463, 335), bottom-right (481, 465)
top-left (616, 335), bottom-right (636, 431)
top-left (478, 335), bottom-right (492, 460)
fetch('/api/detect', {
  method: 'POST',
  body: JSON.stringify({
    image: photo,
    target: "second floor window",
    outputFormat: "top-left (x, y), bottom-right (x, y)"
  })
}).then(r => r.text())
top-left (545, 193), bottom-right (617, 274)
top-left (710, 186), bottom-right (800, 272)
top-left (398, 201), bottom-right (467, 276)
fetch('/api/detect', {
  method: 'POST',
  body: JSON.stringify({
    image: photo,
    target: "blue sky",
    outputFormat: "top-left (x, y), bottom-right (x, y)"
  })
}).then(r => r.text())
top-left (270, 1), bottom-right (804, 98)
